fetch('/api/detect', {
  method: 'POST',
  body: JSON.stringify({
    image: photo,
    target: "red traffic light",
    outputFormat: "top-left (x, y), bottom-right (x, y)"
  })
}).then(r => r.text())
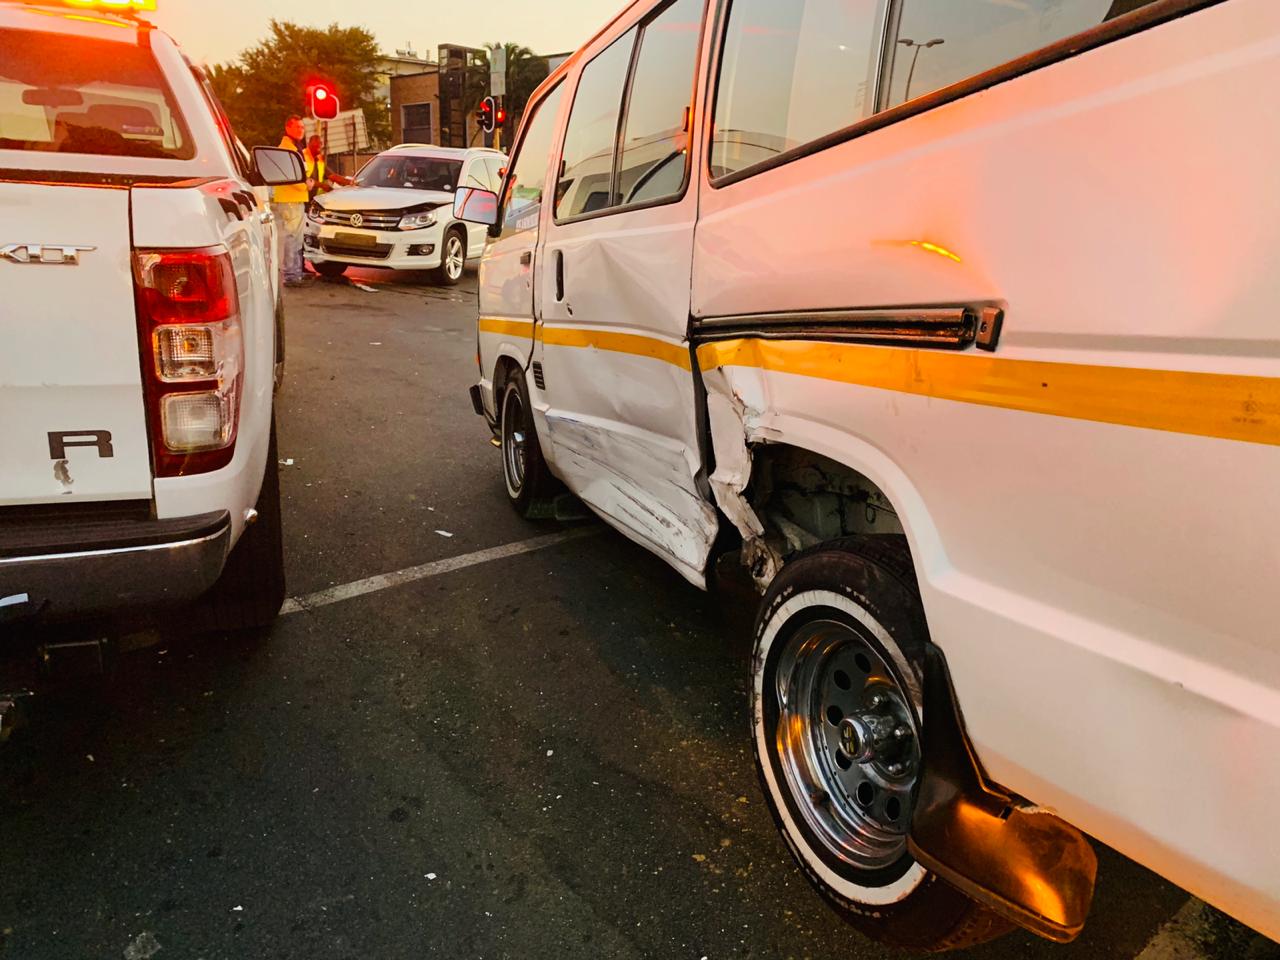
top-left (308, 83), bottom-right (340, 121)
top-left (495, 106), bottom-right (507, 126)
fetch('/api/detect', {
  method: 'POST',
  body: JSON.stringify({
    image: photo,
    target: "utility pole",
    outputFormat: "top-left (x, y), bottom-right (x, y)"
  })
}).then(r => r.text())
top-left (490, 43), bottom-right (506, 152)
top-left (897, 37), bottom-right (945, 103)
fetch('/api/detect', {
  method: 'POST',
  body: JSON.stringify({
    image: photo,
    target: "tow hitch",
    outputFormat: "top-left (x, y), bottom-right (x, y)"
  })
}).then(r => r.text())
top-left (909, 644), bottom-right (1098, 943)
top-left (0, 633), bottom-right (114, 744)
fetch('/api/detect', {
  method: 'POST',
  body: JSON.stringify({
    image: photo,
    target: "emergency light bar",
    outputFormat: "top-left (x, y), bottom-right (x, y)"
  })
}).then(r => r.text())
top-left (60, 0), bottom-right (157, 11)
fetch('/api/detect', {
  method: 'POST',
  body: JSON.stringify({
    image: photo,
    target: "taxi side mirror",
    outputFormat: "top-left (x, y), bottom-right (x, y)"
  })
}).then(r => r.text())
top-left (253, 147), bottom-right (306, 186)
top-left (454, 186), bottom-right (499, 227)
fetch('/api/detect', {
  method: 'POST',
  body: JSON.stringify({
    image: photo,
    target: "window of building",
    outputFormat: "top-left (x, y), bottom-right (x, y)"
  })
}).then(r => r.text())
top-left (500, 83), bottom-right (565, 238)
top-left (554, 28), bottom-right (637, 220)
top-left (402, 102), bottom-right (433, 144)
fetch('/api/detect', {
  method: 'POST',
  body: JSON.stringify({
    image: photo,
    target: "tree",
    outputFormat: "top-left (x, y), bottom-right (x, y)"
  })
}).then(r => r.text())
top-left (208, 20), bottom-right (390, 150)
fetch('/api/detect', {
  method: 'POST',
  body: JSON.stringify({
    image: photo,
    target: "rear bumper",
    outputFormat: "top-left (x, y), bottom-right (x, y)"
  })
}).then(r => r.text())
top-left (0, 510), bottom-right (231, 624)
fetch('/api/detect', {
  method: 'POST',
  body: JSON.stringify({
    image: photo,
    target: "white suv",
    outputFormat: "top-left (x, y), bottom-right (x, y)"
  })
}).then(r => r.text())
top-left (0, 1), bottom-right (302, 639)
top-left (305, 145), bottom-right (506, 285)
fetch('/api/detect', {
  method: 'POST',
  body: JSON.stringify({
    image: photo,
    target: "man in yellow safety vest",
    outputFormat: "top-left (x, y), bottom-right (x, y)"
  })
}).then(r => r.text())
top-left (305, 135), bottom-right (351, 200)
top-left (272, 116), bottom-right (310, 286)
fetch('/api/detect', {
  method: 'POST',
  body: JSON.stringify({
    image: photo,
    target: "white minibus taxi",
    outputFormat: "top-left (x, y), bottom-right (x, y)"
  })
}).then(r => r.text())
top-left (456, 0), bottom-right (1280, 949)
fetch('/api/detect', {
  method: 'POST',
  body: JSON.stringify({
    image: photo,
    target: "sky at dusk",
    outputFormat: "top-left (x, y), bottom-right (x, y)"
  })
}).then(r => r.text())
top-left (148, 0), bottom-right (630, 66)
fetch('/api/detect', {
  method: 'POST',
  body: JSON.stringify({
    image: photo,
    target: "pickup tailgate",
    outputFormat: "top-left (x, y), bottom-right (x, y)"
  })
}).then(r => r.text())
top-left (0, 182), bottom-right (152, 506)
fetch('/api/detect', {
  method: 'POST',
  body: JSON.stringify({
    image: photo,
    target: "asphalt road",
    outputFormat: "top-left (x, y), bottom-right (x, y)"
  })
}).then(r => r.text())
top-left (1, 268), bottom-right (1273, 960)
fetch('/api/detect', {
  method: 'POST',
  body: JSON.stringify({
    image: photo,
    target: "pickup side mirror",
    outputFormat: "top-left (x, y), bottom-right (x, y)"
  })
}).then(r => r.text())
top-left (252, 146), bottom-right (306, 186)
top-left (454, 186), bottom-right (499, 227)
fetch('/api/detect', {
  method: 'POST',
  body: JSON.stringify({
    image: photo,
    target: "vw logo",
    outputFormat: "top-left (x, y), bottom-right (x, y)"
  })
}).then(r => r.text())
top-left (349, 213), bottom-right (363, 228)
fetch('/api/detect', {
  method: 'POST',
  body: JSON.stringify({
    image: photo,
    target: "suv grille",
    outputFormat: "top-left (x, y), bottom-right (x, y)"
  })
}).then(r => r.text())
top-left (321, 210), bottom-right (402, 231)
top-left (320, 239), bottom-right (393, 260)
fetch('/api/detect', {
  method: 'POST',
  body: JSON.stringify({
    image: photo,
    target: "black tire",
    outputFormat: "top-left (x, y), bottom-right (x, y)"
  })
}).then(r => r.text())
top-left (752, 536), bottom-right (1011, 952)
top-left (433, 228), bottom-right (466, 286)
top-left (273, 296), bottom-right (287, 393)
top-left (498, 371), bottom-right (559, 518)
top-left (198, 421), bottom-right (286, 633)
top-left (313, 261), bottom-right (348, 278)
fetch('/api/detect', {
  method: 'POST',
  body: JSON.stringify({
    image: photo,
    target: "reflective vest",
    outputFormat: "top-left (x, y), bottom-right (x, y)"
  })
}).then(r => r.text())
top-left (271, 136), bottom-right (309, 204)
top-left (306, 153), bottom-right (326, 200)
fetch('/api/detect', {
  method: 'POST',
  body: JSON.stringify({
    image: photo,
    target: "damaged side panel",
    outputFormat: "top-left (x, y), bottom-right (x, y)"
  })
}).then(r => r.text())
top-left (702, 364), bottom-right (905, 591)
top-left (542, 410), bottom-right (719, 586)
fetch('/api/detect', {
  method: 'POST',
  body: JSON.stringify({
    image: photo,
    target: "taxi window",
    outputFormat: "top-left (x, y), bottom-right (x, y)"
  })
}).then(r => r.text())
top-left (465, 160), bottom-right (494, 192)
top-left (616, 0), bottom-right (703, 208)
top-left (883, 0), bottom-right (1164, 108)
top-left (0, 28), bottom-right (194, 160)
top-left (711, 0), bottom-right (882, 180)
top-left (554, 28), bottom-right (637, 220)
top-left (499, 83), bottom-right (564, 238)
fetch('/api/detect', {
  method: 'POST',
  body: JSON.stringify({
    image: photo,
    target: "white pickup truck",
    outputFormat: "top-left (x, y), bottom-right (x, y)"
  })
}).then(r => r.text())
top-left (0, 0), bottom-right (304, 655)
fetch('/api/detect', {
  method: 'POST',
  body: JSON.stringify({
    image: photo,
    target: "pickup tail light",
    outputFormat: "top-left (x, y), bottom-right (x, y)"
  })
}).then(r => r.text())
top-left (133, 247), bottom-right (243, 477)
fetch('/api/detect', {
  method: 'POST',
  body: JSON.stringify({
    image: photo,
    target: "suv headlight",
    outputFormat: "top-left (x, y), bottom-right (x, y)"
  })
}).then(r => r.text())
top-left (307, 201), bottom-right (325, 223)
top-left (398, 210), bottom-right (438, 231)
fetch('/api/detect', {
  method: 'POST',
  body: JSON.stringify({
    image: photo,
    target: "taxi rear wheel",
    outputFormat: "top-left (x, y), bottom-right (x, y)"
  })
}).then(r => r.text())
top-left (500, 373), bottom-right (557, 517)
top-left (752, 536), bottom-right (1011, 951)
top-left (434, 229), bottom-right (466, 286)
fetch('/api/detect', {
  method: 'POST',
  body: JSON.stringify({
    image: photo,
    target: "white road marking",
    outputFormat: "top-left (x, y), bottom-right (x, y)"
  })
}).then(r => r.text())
top-left (1136, 899), bottom-right (1215, 960)
top-left (279, 529), bottom-right (597, 616)
top-left (1134, 898), bottom-right (1277, 960)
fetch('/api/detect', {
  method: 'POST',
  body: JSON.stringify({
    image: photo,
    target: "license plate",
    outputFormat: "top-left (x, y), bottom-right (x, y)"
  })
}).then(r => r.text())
top-left (334, 231), bottom-right (377, 248)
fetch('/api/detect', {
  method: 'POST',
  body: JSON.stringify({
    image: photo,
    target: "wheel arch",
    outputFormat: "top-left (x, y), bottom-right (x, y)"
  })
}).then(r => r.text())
top-left (708, 406), bottom-right (950, 595)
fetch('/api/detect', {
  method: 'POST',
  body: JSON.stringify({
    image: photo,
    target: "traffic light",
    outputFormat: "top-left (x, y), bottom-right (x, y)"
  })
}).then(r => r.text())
top-left (495, 104), bottom-right (507, 128)
top-left (477, 96), bottom-right (496, 134)
top-left (308, 83), bottom-right (340, 121)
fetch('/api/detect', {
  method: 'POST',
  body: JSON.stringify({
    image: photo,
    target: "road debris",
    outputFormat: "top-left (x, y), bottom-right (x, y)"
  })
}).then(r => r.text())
top-left (123, 931), bottom-right (161, 959)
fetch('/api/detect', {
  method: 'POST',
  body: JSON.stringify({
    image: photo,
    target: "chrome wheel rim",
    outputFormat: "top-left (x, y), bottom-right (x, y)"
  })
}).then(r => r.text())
top-left (445, 236), bottom-right (464, 280)
top-left (501, 385), bottom-right (527, 496)
top-left (774, 619), bottom-right (921, 873)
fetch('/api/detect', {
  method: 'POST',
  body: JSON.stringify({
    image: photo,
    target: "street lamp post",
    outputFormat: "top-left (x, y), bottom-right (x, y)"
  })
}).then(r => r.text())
top-left (897, 37), bottom-right (945, 103)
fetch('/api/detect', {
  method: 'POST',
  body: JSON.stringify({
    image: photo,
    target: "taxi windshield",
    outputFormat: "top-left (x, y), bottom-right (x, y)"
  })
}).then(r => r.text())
top-left (356, 156), bottom-right (462, 192)
top-left (0, 28), bottom-right (194, 160)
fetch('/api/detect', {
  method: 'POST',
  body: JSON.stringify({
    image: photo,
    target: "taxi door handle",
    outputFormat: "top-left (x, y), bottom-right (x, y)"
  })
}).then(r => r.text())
top-left (520, 250), bottom-right (532, 266)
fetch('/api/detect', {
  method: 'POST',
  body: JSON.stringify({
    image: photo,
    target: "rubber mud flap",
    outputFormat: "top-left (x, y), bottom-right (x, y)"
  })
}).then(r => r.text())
top-left (907, 643), bottom-right (1098, 943)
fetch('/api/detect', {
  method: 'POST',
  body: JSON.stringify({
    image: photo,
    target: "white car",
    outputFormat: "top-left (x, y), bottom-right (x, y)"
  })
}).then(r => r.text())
top-left (305, 145), bottom-right (505, 285)
top-left (0, 0), bottom-right (302, 664)
top-left (460, 0), bottom-right (1280, 950)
